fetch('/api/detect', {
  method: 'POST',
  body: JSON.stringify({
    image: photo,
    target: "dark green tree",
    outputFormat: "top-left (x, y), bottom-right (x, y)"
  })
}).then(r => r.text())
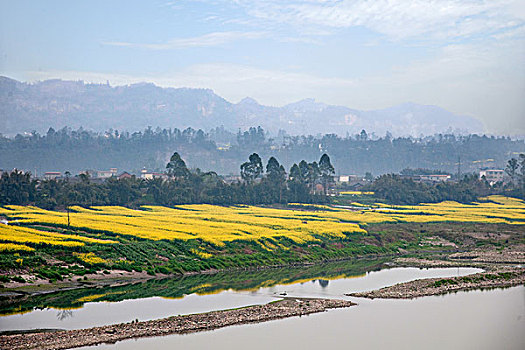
top-left (360, 129), bottom-right (368, 141)
top-left (520, 153), bottom-right (525, 185)
top-left (298, 160), bottom-right (310, 183)
top-left (266, 157), bottom-right (286, 183)
top-left (289, 163), bottom-right (302, 183)
top-left (166, 152), bottom-right (190, 179)
top-left (0, 170), bottom-right (35, 205)
top-left (288, 163), bottom-right (310, 202)
top-left (105, 177), bottom-right (142, 206)
top-left (505, 158), bottom-right (519, 184)
top-left (265, 157), bottom-right (287, 202)
top-left (240, 153), bottom-right (263, 184)
top-left (319, 154), bottom-right (335, 195)
top-left (307, 161), bottom-right (320, 192)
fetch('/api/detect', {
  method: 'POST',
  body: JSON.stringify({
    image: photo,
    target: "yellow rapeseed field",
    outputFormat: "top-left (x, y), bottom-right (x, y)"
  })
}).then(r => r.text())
top-left (72, 252), bottom-right (109, 265)
top-left (339, 191), bottom-right (375, 195)
top-left (0, 222), bottom-right (116, 248)
top-left (0, 195), bottom-right (523, 248)
top-left (0, 243), bottom-right (35, 252)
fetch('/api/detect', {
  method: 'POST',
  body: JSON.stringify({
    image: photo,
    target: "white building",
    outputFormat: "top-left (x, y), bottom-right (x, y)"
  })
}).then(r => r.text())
top-left (44, 171), bottom-right (61, 180)
top-left (479, 169), bottom-right (504, 186)
top-left (419, 174), bottom-right (451, 182)
top-left (96, 168), bottom-right (118, 178)
top-left (140, 169), bottom-right (167, 180)
top-left (338, 175), bottom-right (358, 183)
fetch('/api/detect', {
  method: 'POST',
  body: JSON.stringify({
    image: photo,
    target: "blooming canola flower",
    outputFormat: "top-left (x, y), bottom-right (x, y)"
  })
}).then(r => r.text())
top-left (0, 196), bottom-right (523, 248)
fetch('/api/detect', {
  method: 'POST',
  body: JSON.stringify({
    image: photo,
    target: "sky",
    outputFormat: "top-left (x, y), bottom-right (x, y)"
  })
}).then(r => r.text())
top-left (0, 0), bottom-right (524, 134)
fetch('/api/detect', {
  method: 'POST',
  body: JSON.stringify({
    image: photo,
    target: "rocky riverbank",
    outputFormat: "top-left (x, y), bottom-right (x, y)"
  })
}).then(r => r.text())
top-left (347, 267), bottom-right (525, 299)
top-left (0, 297), bottom-right (354, 350)
top-left (448, 246), bottom-right (525, 264)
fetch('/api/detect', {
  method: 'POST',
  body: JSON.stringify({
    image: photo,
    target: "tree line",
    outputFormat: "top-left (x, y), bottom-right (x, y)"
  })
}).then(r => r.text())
top-left (1, 126), bottom-right (524, 177)
top-left (2, 148), bottom-right (524, 208)
top-left (366, 154), bottom-right (525, 204)
top-left (0, 153), bottom-right (334, 209)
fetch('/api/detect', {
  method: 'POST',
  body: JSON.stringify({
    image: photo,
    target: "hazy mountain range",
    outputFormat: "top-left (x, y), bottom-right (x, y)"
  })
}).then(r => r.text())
top-left (0, 76), bottom-right (484, 136)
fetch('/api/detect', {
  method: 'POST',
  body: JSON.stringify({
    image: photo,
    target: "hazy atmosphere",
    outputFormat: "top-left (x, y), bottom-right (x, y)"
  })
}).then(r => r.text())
top-left (1, 2), bottom-right (524, 350)
top-left (1, 0), bottom-right (524, 134)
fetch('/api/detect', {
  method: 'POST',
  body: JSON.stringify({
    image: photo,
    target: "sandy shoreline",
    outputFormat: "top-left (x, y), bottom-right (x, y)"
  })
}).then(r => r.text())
top-left (0, 297), bottom-right (354, 350)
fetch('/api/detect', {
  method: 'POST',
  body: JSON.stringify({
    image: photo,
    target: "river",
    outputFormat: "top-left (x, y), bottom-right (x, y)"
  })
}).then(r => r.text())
top-left (82, 286), bottom-right (524, 350)
top-left (1, 261), bottom-right (523, 349)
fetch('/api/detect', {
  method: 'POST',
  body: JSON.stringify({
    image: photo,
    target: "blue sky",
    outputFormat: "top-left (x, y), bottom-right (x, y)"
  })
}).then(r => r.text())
top-left (1, 0), bottom-right (524, 134)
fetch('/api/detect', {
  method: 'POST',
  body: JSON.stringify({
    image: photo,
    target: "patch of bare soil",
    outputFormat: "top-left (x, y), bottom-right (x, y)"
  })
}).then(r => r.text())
top-left (420, 236), bottom-right (458, 248)
top-left (463, 231), bottom-right (511, 240)
top-left (449, 245), bottom-right (525, 264)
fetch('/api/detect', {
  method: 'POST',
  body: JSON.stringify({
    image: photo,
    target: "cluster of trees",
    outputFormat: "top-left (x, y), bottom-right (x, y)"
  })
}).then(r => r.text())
top-left (0, 153), bottom-right (335, 208)
top-left (367, 154), bottom-right (525, 204)
top-left (2, 152), bottom-right (524, 209)
top-left (367, 174), bottom-right (480, 204)
top-left (0, 126), bottom-right (218, 175)
top-left (1, 126), bottom-right (524, 176)
top-left (504, 154), bottom-right (525, 198)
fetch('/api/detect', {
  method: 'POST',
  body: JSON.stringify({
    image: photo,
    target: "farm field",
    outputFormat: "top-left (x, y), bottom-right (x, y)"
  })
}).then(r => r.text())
top-left (0, 195), bottom-right (524, 285)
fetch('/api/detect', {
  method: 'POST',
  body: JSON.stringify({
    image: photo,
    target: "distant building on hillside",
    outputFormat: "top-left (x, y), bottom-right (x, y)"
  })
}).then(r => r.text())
top-left (96, 168), bottom-right (118, 179)
top-left (44, 171), bottom-right (61, 180)
top-left (479, 169), bottom-right (504, 186)
top-left (222, 174), bottom-right (242, 183)
top-left (82, 168), bottom-right (118, 179)
top-left (140, 169), bottom-right (167, 180)
top-left (419, 174), bottom-right (451, 182)
top-left (400, 174), bottom-right (451, 183)
top-left (338, 175), bottom-right (358, 183)
top-left (118, 171), bottom-right (133, 180)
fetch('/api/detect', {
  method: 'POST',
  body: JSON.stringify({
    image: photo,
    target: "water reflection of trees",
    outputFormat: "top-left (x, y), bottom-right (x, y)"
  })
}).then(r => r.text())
top-left (2, 258), bottom-right (388, 316)
top-left (318, 279), bottom-right (329, 288)
top-left (56, 310), bottom-right (73, 321)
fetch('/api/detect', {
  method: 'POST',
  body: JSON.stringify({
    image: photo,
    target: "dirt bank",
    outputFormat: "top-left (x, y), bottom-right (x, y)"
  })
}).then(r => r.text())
top-left (448, 246), bottom-right (525, 264)
top-left (0, 297), bottom-right (354, 350)
top-left (347, 267), bottom-right (525, 299)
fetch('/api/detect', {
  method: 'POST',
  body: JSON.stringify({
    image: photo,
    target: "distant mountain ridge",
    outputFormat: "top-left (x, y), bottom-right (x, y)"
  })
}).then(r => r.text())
top-left (0, 76), bottom-right (484, 136)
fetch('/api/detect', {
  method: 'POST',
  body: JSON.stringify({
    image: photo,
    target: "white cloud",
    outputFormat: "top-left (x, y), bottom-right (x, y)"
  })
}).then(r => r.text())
top-left (491, 24), bottom-right (525, 40)
top-left (103, 31), bottom-right (266, 50)
top-left (232, 0), bottom-right (525, 41)
top-left (279, 36), bottom-right (322, 44)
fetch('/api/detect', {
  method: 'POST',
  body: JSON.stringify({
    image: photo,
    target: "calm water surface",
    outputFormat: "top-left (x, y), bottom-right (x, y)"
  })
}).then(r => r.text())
top-left (84, 287), bottom-right (524, 350)
top-left (0, 267), bottom-right (481, 331)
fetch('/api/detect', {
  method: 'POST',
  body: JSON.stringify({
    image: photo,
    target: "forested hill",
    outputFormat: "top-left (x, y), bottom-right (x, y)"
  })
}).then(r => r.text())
top-left (0, 127), bottom-right (523, 176)
top-left (0, 76), bottom-right (483, 136)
